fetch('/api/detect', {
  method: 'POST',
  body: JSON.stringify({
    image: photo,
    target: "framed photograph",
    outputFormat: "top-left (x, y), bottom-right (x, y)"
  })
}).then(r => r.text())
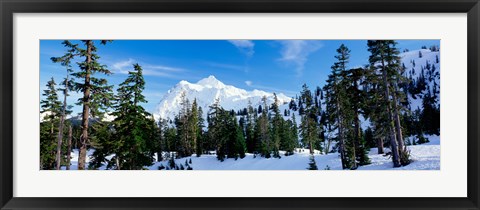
top-left (1, 0), bottom-right (479, 209)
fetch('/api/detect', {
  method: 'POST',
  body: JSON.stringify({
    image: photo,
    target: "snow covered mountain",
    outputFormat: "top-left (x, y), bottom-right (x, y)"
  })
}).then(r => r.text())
top-left (154, 75), bottom-right (292, 121)
top-left (400, 48), bottom-right (440, 110)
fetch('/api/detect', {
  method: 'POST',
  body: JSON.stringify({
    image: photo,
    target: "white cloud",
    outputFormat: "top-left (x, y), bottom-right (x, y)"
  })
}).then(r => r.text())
top-left (112, 58), bottom-right (135, 74)
top-left (245, 80), bottom-right (253, 86)
top-left (277, 40), bottom-right (323, 75)
top-left (110, 58), bottom-right (186, 78)
top-left (248, 83), bottom-right (297, 97)
top-left (145, 65), bottom-right (184, 72)
top-left (228, 40), bottom-right (255, 57)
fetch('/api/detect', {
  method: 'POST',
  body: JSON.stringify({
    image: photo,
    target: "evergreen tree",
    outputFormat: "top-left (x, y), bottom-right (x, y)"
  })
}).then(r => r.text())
top-left (289, 98), bottom-right (297, 111)
top-left (175, 91), bottom-right (193, 158)
top-left (255, 96), bottom-right (271, 158)
top-left (299, 84), bottom-right (320, 155)
top-left (51, 40), bottom-right (76, 170)
top-left (89, 121), bottom-right (115, 169)
top-left (40, 78), bottom-right (62, 169)
top-left (281, 113), bottom-right (298, 156)
top-left (420, 88), bottom-right (440, 135)
top-left (72, 40), bottom-right (113, 170)
top-left (225, 113), bottom-right (246, 160)
top-left (344, 67), bottom-right (370, 167)
top-left (195, 106), bottom-right (205, 157)
top-left (364, 127), bottom-right (376, 149)
top-left (307, 155), bottom-right (318, 170)
top-left (323, 44), bottom-right (350, 169)
top-left (208, 99), bottom-right (228, 161)
top-left (190, 99), bottom-right (201, 157)
top-left (109, 64), bottom-right (155, 169)
top-left (367, 40), bottom-right (410, 167)
top-left (270, 93), bottom-right (283, 158)
top-left (245, 101), bottom-right (256, 153)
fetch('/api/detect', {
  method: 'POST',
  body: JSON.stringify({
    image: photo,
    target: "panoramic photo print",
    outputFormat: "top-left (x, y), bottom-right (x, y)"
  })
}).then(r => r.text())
top-left (40, 40), bottom-right (440, 170)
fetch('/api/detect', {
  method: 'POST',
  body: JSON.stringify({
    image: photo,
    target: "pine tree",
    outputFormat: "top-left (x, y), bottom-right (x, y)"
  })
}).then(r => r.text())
top-left (40, 78), bottom-right (62, 169)
top-left (156, 118), bottom-right (167, 161)
top-left (195, 106), bottom-right (205, 157)
top-left (281, 114), bottom-right (298, 156)
top-left (289, 99), bottom-right (297, 111)
top-left (245, 101), bottom-right (256, 153)
top-left (386, 41), bottom-right (410, 165)
top-left (257, 96), bottom-right (271, 158)
top-left (72, 40), bottom-right (114, 170)
top-left (175, 91), bottom-right (193, 158)
top-left (299, 84), bottom-right (320, 155)
top-left (367, 40), bottom-right (407, 167)
top-left (110, 64), bottom-right (155, 169)
top-left (270, 93), bottom-right (283, 158)
top-left (50, 40), bottom-right (76, 170)
top-left (208, 99), bottom-right (228, 161)
top-left (233, 116), bottom-right (247, 159)
top-left (307, 155), bottom-right (318, 170)
top-left (421, 88), bottom-right (440, 136)
top-left (89, 121), bottom-right (115, 169)
top-left (323, 44), bottom-right (350, 169)
top-left (344, 67), bottom-right (371, 167)
top-left (189, 99), bottom-right (201, 157)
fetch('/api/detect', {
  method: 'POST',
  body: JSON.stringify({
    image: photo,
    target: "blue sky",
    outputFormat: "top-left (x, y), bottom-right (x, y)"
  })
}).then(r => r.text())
top-left (40, 39), bottom-right (440, 115)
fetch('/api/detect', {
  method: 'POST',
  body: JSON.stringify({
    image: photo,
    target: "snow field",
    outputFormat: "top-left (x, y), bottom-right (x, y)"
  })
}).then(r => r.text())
top-left (64, 135), bottom-right (439, 170)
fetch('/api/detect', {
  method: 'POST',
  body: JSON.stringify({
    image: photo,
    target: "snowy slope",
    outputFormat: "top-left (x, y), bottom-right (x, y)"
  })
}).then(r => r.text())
top-left (400, 49), bottom-right (440, 110)
top-left (65, 135), bottom-right (439, 170)
top-left (154, 75), bottom-right (292, 121)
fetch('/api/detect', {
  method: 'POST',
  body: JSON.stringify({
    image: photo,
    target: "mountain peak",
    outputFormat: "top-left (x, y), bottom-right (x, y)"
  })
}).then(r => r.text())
top-left (196, 75), bottom-right (225, 88)
top-left (154, 75), bottom-right (292, 121)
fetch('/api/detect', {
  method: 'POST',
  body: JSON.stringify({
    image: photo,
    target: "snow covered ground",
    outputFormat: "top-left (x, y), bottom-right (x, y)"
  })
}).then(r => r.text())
top-left (358, 135), bottom-right (440, 170)
top-left (64, 135), bottom-right (439, 170)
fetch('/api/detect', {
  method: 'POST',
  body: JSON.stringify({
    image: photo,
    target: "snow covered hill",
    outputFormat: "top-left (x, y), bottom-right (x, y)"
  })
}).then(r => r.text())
top-left (400, 48), bottom-right (440, 110)
top-left (154, 75), bottom-right (292, 121)
top-left (65, 134), bottom-right (439, 170)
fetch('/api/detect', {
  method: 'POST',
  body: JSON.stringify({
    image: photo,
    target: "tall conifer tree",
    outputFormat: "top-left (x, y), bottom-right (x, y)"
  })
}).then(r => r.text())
top-left (110, 64), bottom-right (155, 169)
top-left (40, 78), bottom-right (62, 169)
top-left (72, 40), bottom-right (113, 170)
top-left (51, 40), bottom-right (76, 170)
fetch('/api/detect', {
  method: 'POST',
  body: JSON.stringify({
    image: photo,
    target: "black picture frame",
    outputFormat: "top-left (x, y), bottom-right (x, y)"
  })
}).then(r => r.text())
top-left (1, 0), bottom-right (479, 209)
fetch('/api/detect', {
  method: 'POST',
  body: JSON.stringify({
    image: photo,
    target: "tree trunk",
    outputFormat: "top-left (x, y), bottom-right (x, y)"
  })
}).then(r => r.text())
top-left (78, 40), bottom-right (93, 170)
top-left (116, 156), bottom-right (121, 170)
top-left (392, 82), bottom-right (405, 152)
top-left (352, 76), bottom-right (361, 169)
top-left (55, 114), bottom-right (64, 170)
top-left (66, 125), bottom-right (72, 170)
top-left (309, 139), bottom-right (314, 155)
top-left (326, 136), bottom-right (331, 155)
top-left (55, 77), bottom-right (69, 170)
top-left (377, 137), bottom-right (384, 154)
top-left (336, 110), bottom-right (346, 169)
top-left (352, 111), bottom-right (360, 169)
